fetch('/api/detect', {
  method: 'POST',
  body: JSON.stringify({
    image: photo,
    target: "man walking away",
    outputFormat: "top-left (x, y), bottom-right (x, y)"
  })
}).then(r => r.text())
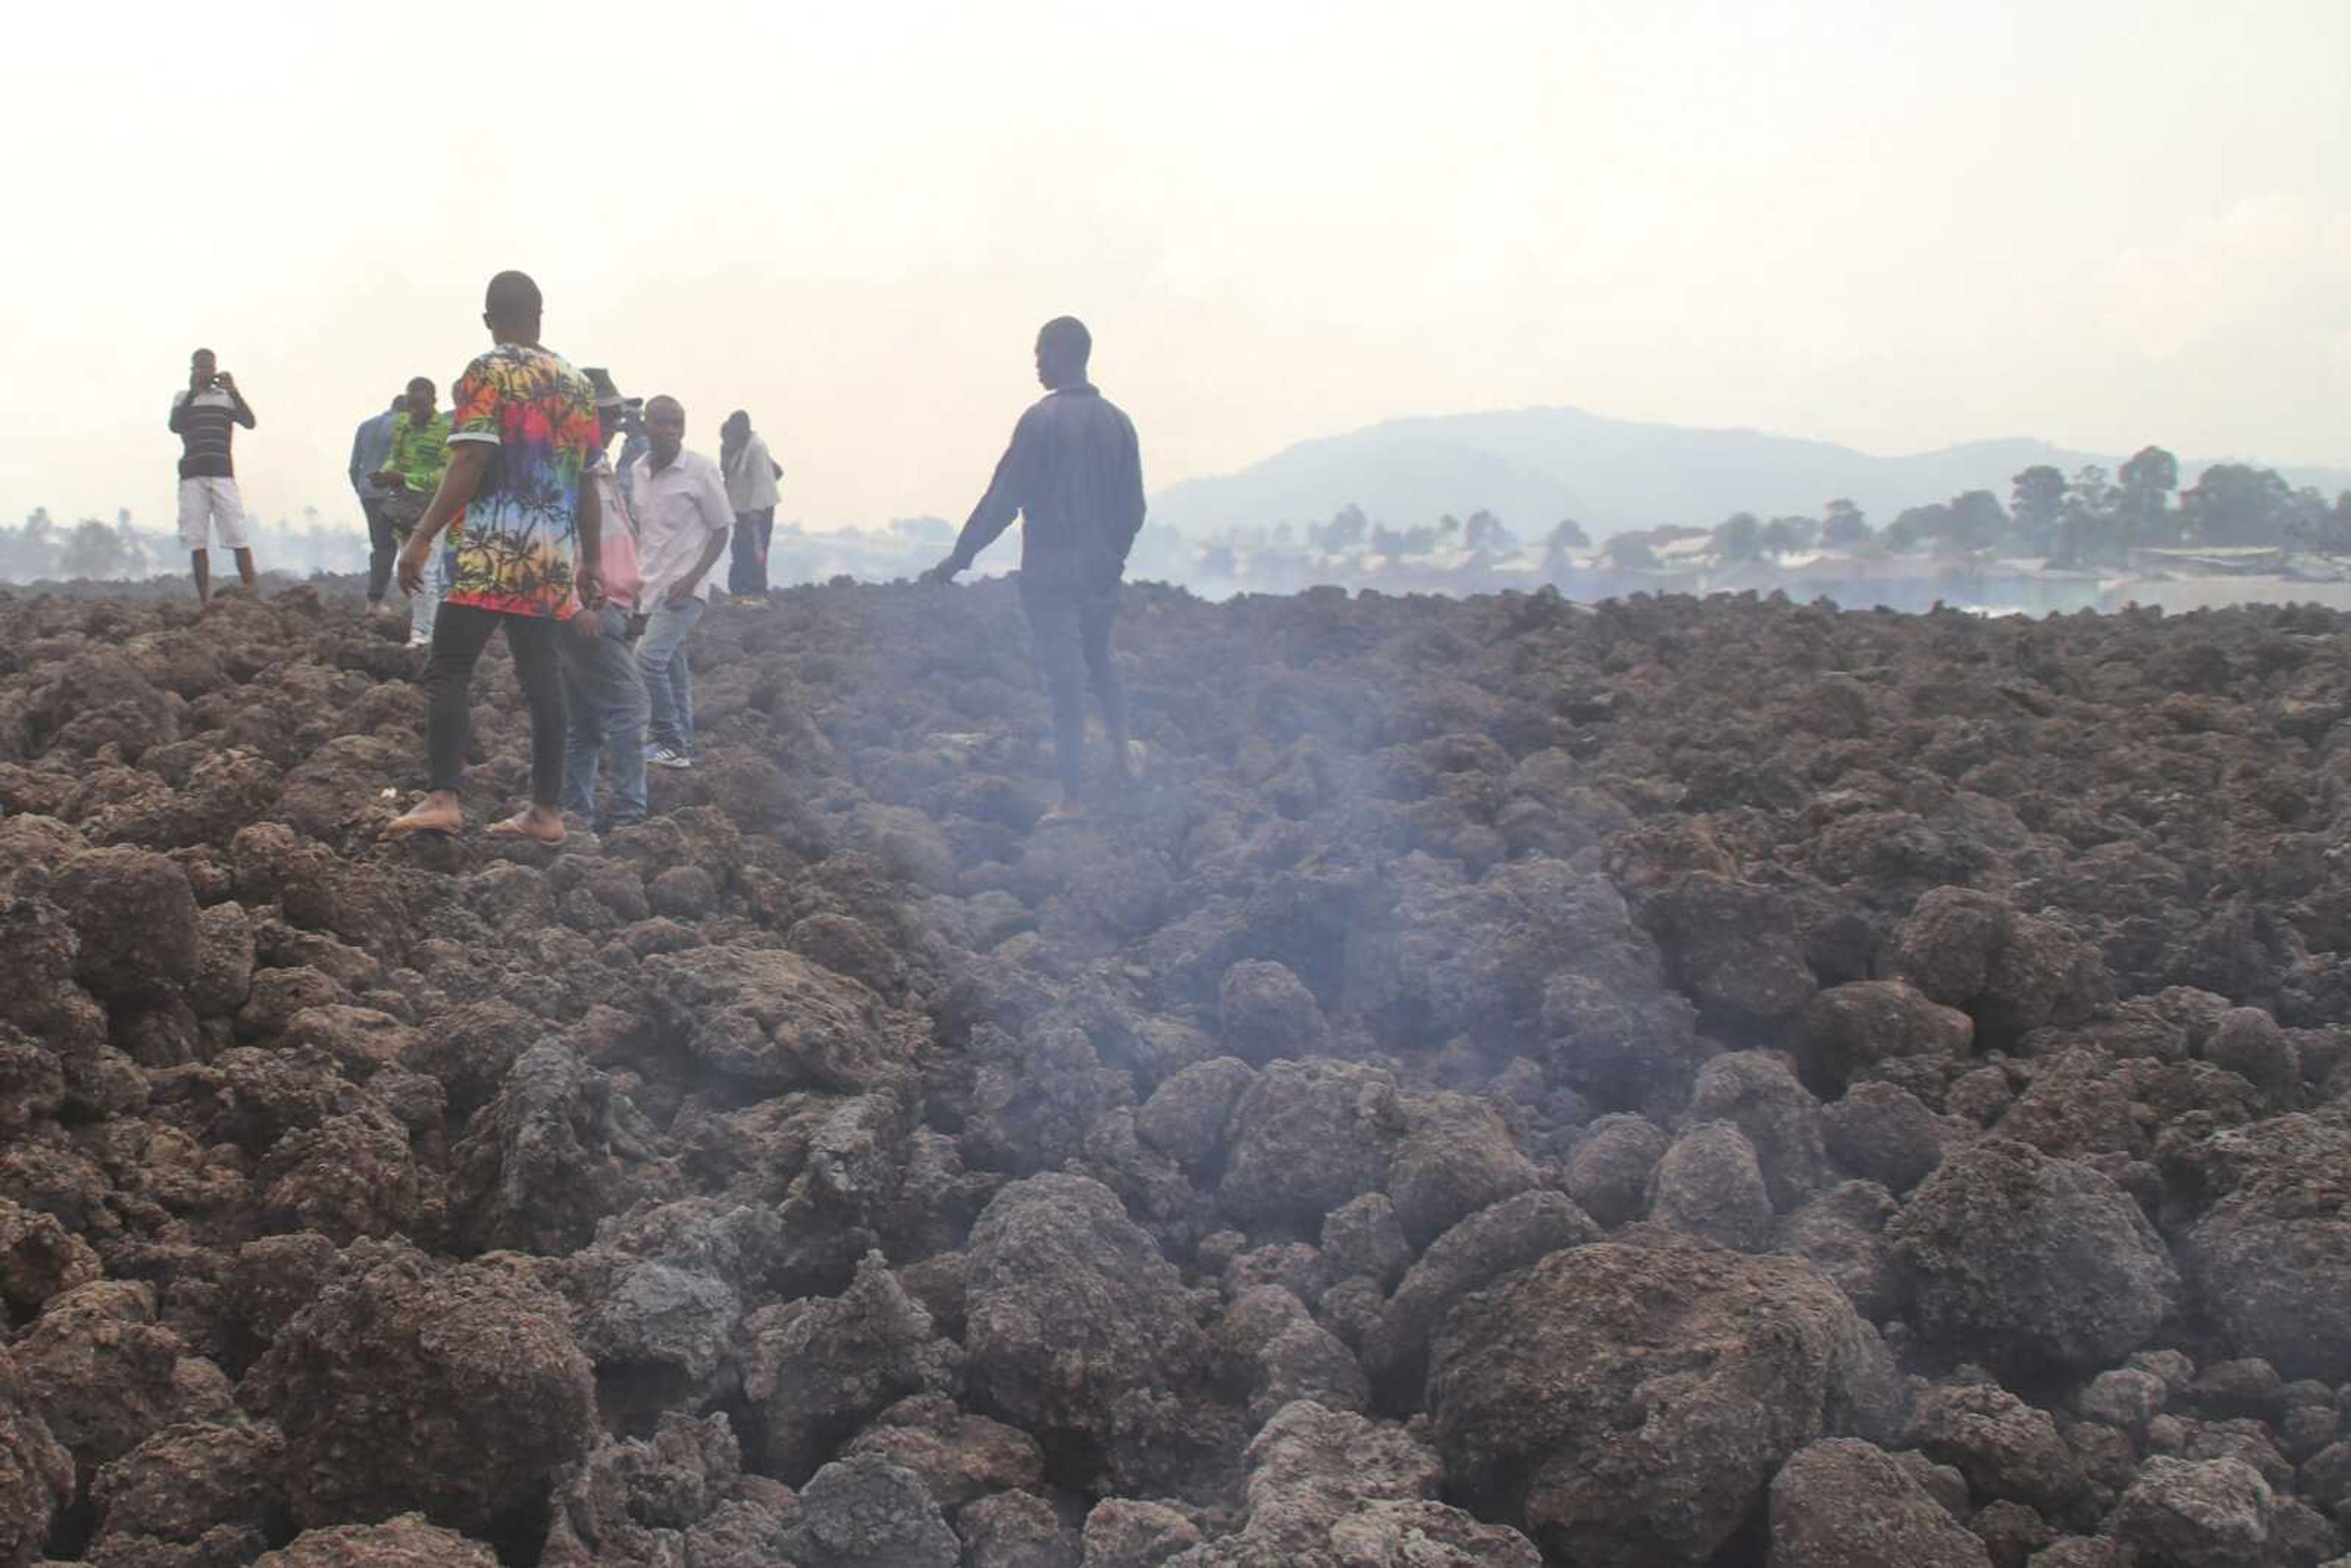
top-left (385, 271), bottom-right (603, 844)
top-left (560, 386), bottom-right (652, 831)
top-left (630, 396), bottom-right (732, 771)
top-left (923, 317), bottom-right (1145, 824)
top-left (721, 409), bottom-right (782, 598)
top-left (349, 393), bottom-right (403, 604)
top-left (373, 376), bottom-right (454, 646)
top-left (170, 348), bottom-right (260, 604)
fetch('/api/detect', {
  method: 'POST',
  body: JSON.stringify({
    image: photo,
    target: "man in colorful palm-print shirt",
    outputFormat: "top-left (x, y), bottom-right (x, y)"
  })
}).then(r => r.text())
top-left (385, 270), bottom-right (604, 846)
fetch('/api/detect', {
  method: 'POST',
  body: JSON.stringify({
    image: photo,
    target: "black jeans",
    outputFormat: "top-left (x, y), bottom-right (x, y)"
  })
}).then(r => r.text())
top-left (728, 508), bottom-right (774, 595)
top-left (424, 603), bottom-right (567, 808)
top-left (362, 496), bottom-right (396, 602)
top-left (1022, 582), bottom-right (1127, 802)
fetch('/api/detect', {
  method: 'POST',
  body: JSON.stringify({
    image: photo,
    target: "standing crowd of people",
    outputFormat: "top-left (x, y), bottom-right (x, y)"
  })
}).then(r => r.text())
top-left (176, 269), bottom-right (1147, 842)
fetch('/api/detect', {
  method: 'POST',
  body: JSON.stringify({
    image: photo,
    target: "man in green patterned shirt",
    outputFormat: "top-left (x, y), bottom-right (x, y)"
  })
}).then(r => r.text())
top-left (373, 375), bottom-right (453, 644)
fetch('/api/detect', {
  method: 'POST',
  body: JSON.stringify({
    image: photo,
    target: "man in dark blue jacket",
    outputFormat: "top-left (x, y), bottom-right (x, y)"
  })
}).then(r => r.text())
top-left (348, 394), bottom-right (403, 604)
top-left (924, 317), bottom-right (1146, 823)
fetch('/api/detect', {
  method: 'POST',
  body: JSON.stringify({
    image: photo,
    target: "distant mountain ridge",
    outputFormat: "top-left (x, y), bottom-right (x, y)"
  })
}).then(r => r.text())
top-left (1147, 406), bottom-right (2351, 540)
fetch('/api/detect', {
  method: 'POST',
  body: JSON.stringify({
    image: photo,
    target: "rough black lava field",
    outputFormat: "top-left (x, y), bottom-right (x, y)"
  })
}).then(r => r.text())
top-left (2, 577), bottom-right (2350, 1568)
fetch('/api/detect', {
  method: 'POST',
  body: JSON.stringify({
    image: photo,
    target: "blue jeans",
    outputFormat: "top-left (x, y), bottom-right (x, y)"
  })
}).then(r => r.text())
top-left (636, 596), bottom-right (704, 753)
top-left (560, 607), bottom-right (650, 826)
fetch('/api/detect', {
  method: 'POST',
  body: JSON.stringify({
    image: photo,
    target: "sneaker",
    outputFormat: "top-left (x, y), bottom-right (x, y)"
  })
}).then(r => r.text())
top-left (646, 744), bottom-right (693, 770)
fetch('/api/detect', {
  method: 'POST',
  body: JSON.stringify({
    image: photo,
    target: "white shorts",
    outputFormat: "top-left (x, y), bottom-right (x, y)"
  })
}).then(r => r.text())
top-left (177, 476), bottom-right (249, 550)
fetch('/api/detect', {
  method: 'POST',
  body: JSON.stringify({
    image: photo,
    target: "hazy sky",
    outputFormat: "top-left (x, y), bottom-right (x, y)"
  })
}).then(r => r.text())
top-left (5, 0), bottom-right (2348, 536)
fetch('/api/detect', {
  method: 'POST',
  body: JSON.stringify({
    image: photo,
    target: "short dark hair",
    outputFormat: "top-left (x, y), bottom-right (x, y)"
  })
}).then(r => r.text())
top-left (406, 376), bottom-right (435, 397)
top-left (192, 347), bottom-right (216, 361)
top-left (484, 270), bottom-right (543, 323)
top-left (1039, 316), bottom-right (1091, 364)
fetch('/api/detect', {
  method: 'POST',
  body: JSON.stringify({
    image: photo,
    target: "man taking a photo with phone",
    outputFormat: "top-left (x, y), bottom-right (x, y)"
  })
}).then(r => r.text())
top-left (168, 348), bottom-right (260, 604)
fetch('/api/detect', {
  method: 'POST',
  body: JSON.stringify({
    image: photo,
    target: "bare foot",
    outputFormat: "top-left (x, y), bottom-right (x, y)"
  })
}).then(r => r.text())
top-left (486, 805), bottom-right (566, 844)
top-left (1038, 801), bottom-right (1088, 828)
top-left (385, 791), bottom-right (463, 839)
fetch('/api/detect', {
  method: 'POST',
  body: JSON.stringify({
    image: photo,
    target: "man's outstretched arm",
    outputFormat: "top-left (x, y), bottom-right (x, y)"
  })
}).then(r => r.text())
top-left (928, 411), bottom-right (1034, 582)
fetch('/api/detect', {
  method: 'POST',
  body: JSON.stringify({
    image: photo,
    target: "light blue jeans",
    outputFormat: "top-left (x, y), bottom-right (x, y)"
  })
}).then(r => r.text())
top-left (408, 542), bottom-right (449, 646)
top-left (636, 596), bottom-right (705, 754)
top-left (560, 607), bottom-right (650, 827)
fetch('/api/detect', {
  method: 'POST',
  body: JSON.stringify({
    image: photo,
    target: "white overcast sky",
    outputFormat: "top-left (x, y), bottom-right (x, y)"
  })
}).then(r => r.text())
top-left (4, 0), bottom-right (2347, 533)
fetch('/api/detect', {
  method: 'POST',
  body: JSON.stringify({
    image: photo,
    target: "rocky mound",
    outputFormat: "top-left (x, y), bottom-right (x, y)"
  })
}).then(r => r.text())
top-left (1, 576), bottom-right (2349, 1568)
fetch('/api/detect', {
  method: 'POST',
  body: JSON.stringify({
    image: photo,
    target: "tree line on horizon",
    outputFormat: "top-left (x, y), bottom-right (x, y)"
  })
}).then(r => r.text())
top-left (8, 447), bottom-right (2349, 590)
top-left (0, 505), bottom-right (956, 589)
top-left (0, 509), bottom-right (159, 582)
top-left (1674, 448), bottom-right (2351, 572)
top-left (1182, 448), bottom-right (2351, 582)
top-left (0, 505), bottom-right (371, 583)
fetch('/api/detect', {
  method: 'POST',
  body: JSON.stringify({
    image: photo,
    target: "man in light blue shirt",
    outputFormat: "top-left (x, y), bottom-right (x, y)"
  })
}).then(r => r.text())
top-left (348, 394), bottom-right (403, 604)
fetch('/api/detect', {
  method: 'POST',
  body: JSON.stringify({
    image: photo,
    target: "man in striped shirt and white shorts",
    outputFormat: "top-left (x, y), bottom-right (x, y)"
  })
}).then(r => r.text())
top-left (168, 348), bottom-right (260, 604)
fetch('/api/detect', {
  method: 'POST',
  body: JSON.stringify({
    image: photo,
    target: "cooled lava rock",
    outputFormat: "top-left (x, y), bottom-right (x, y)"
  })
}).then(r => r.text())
top-left (0, 579), bottom-right (2347, 1563)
